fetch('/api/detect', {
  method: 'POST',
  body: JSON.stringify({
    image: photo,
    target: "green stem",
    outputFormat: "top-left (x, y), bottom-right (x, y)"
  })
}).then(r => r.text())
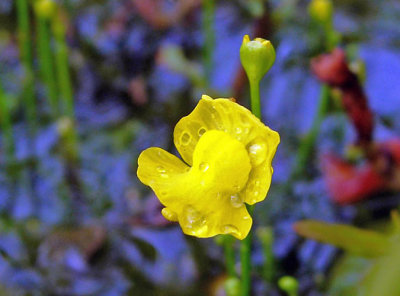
top-left (240, 74), bottom-right (263, 296)
top-left (224, 235), bottom-right (236, 277)
top-left (294, 84), bottom-right (329, 177)
top-left (249, 80), bottom-right (261, 119)
top-left (52, 16), bottom-right (79, 164)
top-left (0, 83), bottom-right (15, 161)
top-left (240, 205), bottom-right (254, 296)
top-left (202, 0), bottom-right (215, 85)
top-left (53, 18), bottom-right (74, 118)
top-left (36, 14), bottom-right (59, 116)
top-left (16, 0), bottom-right (36, 132)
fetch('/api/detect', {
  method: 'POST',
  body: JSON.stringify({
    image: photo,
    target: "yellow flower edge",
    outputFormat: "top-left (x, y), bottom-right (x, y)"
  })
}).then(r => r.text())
top-left (137, 95), bottom-right (280, 240)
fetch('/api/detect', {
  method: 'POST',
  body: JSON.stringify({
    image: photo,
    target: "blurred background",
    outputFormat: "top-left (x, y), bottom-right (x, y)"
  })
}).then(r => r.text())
top-left (0, 0), bottom-right (400, 295)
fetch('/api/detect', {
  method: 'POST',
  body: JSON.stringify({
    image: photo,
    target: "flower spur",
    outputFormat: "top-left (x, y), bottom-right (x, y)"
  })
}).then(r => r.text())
top-left (137, 95), bottom-right (280, 240)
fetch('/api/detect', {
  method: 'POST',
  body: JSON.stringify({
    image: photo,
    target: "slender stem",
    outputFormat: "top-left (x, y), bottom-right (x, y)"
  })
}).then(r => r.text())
top-left (224, 235), bottom-right (236, 277)
top-left (53, 18), bottom-right (74, 118)
top-left (249, 80), bottom-right (261, 119)
top-left (0, 84), bottom-right (15, 161)
top-left (52, 16), bottom-right (79, 164)
top-left (202, 0), bottom-right (215, 85)
top-left (293, 84), bottom-right (329, 177)
top-left (240, 205), bottom-right (254, 296)
top-left (16, 0), bottom-right (36, 132)
top-left (240, 74), bottom-right (263, 296)
top-left (36, 14), bottom-right (59, 116)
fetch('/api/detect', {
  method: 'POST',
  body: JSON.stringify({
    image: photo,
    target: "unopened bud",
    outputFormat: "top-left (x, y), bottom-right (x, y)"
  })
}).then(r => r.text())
top-left (308, 0), bottom-right (333, 25)
top-left (224, 277), bottom-right (241, 296)
top-left (278, 276), bottom-right (299, 296)
top-left (34, 0), bottom-right (57, 19)
top-left (240, 35), bottom-right (276, 83)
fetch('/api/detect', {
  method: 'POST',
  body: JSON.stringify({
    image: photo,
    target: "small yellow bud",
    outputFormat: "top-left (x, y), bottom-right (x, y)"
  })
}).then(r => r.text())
top-left (224, 277), bottom-right (241, 296)
top-left (57, 117), bottom-right (74, 140)
top-left (278, 276), bottom-right (299, 296)
top-left (240, 35), bottom-right (276, 83)
top-left (308, 0), bottom-right (333, 25)
top-left (34, 0), bottom-right (57, 19)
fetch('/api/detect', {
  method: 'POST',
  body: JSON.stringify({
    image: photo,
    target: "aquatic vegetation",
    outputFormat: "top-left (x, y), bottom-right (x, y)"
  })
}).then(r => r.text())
top-left (137, 95), bottom-right (280, 240)
top-left (295, 211), bottom-right (400, 296)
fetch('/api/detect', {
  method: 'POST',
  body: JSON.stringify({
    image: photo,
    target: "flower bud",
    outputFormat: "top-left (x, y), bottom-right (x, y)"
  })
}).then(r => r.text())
top-left (308, 0), bottom-right (333, 25)
top-left (224, 277), bottom-right (241, 296)
top-left (278, 276), bottom-right (299, 296)
top-left (240, 35), bottom-right (276, 83)
top-left (34, 0), bottom-right (57, 20)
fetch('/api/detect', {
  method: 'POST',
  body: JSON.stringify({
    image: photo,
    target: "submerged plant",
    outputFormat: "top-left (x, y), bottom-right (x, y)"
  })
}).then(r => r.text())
top-left (137, 95), bottom-right (279, 240)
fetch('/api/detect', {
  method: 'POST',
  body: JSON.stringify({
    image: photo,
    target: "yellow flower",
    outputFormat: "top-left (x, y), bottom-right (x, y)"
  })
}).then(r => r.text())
top-left (137, 95), bottom-right (280, 240)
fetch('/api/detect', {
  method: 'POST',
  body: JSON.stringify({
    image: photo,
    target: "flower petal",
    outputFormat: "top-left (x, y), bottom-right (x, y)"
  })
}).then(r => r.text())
top-left (174, 95), bottom-right (280, 204)
top-left (241, 135), bottom-right (280, 205)
top-left (137, 147), bottom-right (190, 206)
top-left (177, 193), bottom-right (253, 240)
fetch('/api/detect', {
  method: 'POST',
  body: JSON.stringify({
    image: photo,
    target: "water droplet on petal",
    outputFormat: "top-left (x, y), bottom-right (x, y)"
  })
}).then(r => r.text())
top-left (156, 166), bottom-right (168, 178)
top-left (240, 114), bottom-right (251, 127)
top-left (248, 143), bottom-right (268, 166)
top-left (156, 166), bottom-right (165, 173)
top-left (199, 162), bottom-right (209, 172)
top-left (180, 132), bottom-right (191, 145)
top-left (230, 194), bottom-right (243, 208)
top-left (198, 127), bottom-right (207, 137)
top-left (183, 206), bottom-right (208, 235)
top-left (243, 215), bottom-right (251, 220)
top-left (235, 127), bottom-right (242, 134)
top-left (222, 224), bottom-right (240, 236)
top-left (161, 208), bottom-right (178, 221)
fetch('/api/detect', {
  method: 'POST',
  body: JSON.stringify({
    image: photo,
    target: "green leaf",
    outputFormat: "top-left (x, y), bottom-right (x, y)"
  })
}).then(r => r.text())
top-left (294, 220), bottom-right (390, 257)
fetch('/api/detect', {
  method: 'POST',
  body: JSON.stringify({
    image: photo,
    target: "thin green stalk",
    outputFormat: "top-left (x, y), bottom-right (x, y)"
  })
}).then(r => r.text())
top-left (16, 0), bottom-right (36, 131)
top-left (258, 227), bottom-right (275, 283)
top-left (36, 14), bottom-right (59, 116)
top-left (249, 81), bottom-right (261, 119)
top-left (0, 84), bottom-right (15, 160)
top-left (202, 0), bottom-right (215, 85)
top-left (52, 16), bottom-right (79, 165)
top-left (240, 74), bottom-right (263, 296)
top-left (294, 83), bottom-right (329, 177)
top-left (53, 18), bottom-right (74, 118)
top-left (224, 235), bottom-right (236, 277)
top-left (240, 205), bottom-right (254, 296)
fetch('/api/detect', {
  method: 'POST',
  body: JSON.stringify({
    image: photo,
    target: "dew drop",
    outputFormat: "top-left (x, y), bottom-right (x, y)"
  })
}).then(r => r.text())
top-left (233, 185), bottom-right (241, 191)
top-left (183, 206), bottom-right (208, 235)
top-left (156, 166), bottom-right (169, 178)
top-left (222, 224), bottom-right (240, 236)
top-left (248, 143), bottom-right (268, 166)
top-left (243, 215), bottom-right (251, 220)
top-left (240, 114), bottom-right (251, 126)
top-left (199, 162), bottom-right (209, 172)
top-left (244, 127), bottom-right (250, 134)
top-left (235, 127), bottom-right (242, 134)
top-left (180, 132), bottom-right (191, 145)
top-left (161, 208), bottom-right (178, 221)
top-left (156, 166), bottom-right (166, 173)
top-left (198, 127), bottom-right (207, 137)
top-left (230, 194), bottom-right (243, 208)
